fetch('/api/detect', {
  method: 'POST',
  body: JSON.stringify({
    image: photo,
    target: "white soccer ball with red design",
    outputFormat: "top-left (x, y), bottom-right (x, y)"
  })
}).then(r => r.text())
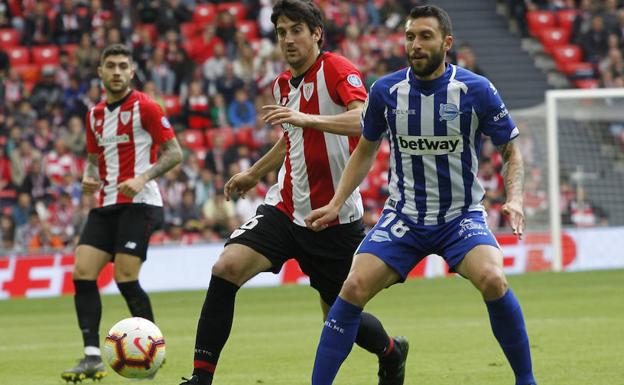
top-left (103, 317), bottom-right (166, 378)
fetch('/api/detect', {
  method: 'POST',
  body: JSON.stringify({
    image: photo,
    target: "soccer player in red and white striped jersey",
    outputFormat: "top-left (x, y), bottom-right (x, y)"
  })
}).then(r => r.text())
top-left (183, 2), bottom-right (407, 385)
top-left (62, 44), bottom-right (183, 383)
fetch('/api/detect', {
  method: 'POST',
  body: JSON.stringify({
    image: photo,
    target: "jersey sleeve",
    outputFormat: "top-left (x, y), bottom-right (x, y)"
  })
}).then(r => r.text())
top-left (85, 109), bottom-right (98, 154)
top-left (476, 80), bottom-right (519, 146)
top-left (140, 100), bottom-right (176, 144)
top-left (361, 81), bottom-right (387, 141)
top-left (325, 55), bottom-right (367, 106)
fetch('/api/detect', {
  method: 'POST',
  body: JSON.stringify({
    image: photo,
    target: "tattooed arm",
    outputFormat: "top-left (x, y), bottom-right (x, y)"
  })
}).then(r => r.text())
top-left (117, 137), bottom-right (183, 198)
top-left (81, 153), bottom-right (102, 195)
top-left (497, 140), bottom-right (525, 238)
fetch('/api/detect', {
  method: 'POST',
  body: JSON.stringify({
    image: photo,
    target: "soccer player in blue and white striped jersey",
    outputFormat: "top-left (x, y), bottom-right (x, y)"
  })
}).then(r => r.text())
top-left (306, 5), bottom-right (537, 385)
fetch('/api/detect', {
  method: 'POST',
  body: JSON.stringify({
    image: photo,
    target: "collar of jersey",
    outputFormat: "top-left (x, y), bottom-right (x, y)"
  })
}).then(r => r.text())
top-left (407, 64), bottom-right (453, 93)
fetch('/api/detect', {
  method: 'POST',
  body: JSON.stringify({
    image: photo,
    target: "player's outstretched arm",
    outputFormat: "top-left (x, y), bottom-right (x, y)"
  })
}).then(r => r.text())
top-left (224, 136), bottom-right (286, 200)
top-left (118, 137), bottom-right (183, 198)
top-left (305, 136), bottom-right (379, 231)
top-left (497, 140), bottom-right (525, 238)
top-left (262, 100), bottom-right (363, 136)
top-left (81, 153), bottom-right (102, 195)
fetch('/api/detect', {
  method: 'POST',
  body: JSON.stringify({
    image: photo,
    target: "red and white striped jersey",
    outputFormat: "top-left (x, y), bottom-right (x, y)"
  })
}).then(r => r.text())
top-left (267, 52), bottom-right (366, 226)
top-left (86, 90), bottom-right (175, 207)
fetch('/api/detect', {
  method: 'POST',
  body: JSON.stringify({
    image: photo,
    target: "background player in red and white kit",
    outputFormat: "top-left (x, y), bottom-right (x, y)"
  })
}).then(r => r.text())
top-left (181, 2), bottom-right (408, 385)
top-left (61, 44), bottom-right (183, 382)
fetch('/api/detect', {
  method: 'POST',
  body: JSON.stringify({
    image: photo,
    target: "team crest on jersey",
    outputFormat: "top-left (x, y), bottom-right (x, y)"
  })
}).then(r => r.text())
top-left (439, 103), bottom-right (461, 121)
top-left (347, 74), bottom-right (362, 88)
top-left (303, 83), bottom-right (314, 101)
top-left (120, 111), bottom-right (131, 125)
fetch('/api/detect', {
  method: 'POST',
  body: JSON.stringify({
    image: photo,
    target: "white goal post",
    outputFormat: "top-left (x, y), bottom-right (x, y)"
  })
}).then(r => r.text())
top-left (546, 88), bottom-right (624, 272)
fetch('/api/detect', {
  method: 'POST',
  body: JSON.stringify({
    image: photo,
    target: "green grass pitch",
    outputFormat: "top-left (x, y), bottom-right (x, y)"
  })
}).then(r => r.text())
top-left (0, 269), bottom-right (622, 385)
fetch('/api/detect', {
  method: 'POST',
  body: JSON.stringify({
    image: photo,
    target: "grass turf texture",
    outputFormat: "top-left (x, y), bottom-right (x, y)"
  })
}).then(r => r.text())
top-left (0, 269), bottom-right (622, 385)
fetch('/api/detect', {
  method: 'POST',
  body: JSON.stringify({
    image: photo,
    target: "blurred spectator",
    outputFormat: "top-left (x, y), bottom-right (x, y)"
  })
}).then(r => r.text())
top-left (14, 209), bottom-right (64, 251)
top-left (203, 42), bottom-right (229, 91)
top-left (195, 169), bottom-right (216, 208)
top-left (572, 0), bottom-right (597, 44)
top-left (210, 93), bottom-right (229, 128)
top-left (216, 62), bottom-right (245, 105)
top-left (54, 0), bottom-right (90, 45)
top-left (0, 145), bottom-right (16, 209)
top-left (149, 47), bottom-right (176, 94)
top-left (216, 10), bottom-right (238, 57)
top-left (47, 191), bottom-right (76, 245)
top-left (457, 44), bottom-right (486, 76)
top-left (23, 1), bottom-right (52, 46)
top-left (228, 89), bottom-right (256, 128)
top-left (233, 42), bottom-right (261, 86)
top-left (10, 140), bottom-right (41, 186)
top-left (172, 189), bottom-right (203, 232)
top-left (3, 68), bottom-right (24, 106)
top-left (11, 192), bottom-right (32, 228)
top-left (185, 81), bottom-right (211, 130)
top-left (30, 66), bottom-right (65, 115)
top-left (478, 157), bottom-right (505, 204)
top-left (18, 155), bottom-right (52, 205)
top-left (579, 15), bottom-right (610, 63)
top-left (44, 137), bottom-right (78, 185)
top-left (0, 213), bottom-right (15, 251)
top-left (181, 152), bottom-right (202, 188)
top-left (235, 186), bottom-right (264, 224)
top-left (189, 24), bottom-right (224, 65)
top-left (155, 0), bottom-right (192, 34)
top-left (74, 33), bottom-right (101, 82)
top-left (136, 0), bottom-right (159, 24)
top-left (202, 189), bottom-right (237, 238)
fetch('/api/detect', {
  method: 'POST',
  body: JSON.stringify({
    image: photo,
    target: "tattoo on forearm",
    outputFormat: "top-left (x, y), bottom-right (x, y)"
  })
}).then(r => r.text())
top-left (84, 154), bottom-right (100, 180)
top-left (144, 139), bottom-right (183, 181)
top-left (497, 142), bottom-right (524, 200)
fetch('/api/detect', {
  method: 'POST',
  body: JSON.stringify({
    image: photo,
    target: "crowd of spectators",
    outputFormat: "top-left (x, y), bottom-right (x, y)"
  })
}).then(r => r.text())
top-left (0, 0), bottom-right (577, 254)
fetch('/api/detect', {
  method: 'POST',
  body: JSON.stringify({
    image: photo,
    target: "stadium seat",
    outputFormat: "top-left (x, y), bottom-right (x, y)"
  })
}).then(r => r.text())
top-left (193, 3), bottom-right (216, 25)
top-left (563, 62), bottom-right (595, 78)
top-left (13, 64), bottom-right (41, 83)
top-left (139, 23), bottom-right (158, 43)
top-left (0, 28), bottom-right (19, 47)
top-left (526, 10), bottom-right (556, 38)
top-left (31, 45), bottom-right (59, 66)
top-left (552, 45), bottom-right (583, 73)
top-left (556, 9), bottom-right (578, 34)
top-left (180, 22), bottom-right (197, 40)
top-left (573, 79), bottom-right (599, 89)
top-left (205, 127), bottom-right (235, 149)
top-left (61, 43), bottom-right (79, 63)
top-left (182, 129), bottom-right (207, 151)
top-left (163, 95), bottom-right (182, 117)
top-left (539, 27), bottom-right (570, 54)
top-left (217, 2), bottom-right (247, 21)
top-left (235, 126), bottom-right (254, 148)
top-left (238, 20), bottom-right (258, 39)
top-left (6, 46), bottom-right (29, 66)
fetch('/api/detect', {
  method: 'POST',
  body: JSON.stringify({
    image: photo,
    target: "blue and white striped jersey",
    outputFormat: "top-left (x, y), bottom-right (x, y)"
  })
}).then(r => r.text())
top-left (362, 64), bottom-right (519, 225)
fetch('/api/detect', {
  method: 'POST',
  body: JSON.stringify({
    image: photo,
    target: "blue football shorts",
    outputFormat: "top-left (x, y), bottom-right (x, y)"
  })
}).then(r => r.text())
top-left (356, 209), bottom-right (500, 281)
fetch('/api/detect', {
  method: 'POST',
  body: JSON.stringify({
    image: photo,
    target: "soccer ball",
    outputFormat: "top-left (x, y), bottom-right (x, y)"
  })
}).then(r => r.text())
top-left (102, 317), bottom-right (166, 379)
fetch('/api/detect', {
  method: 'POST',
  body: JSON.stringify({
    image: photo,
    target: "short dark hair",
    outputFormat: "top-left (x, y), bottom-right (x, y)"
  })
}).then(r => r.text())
top-left (408, 5), bottom-right (453, 37)
top-left (100, 43), bottom-right (132, 64)
top-left (271, 0), bottom-right (324, 47)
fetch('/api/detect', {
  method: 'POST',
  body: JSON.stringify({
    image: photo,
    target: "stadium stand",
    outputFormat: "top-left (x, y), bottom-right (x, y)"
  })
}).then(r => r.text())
top-left (1, 0), bottom-right (619, 252)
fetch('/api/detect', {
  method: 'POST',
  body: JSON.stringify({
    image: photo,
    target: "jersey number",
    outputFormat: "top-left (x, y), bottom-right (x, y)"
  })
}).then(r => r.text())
top-left (379, 212), bottom-right (409, 238)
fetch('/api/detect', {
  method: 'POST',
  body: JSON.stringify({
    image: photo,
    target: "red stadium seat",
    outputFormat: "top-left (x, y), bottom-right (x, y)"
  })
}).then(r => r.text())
top-left (217, 2), bottom-right (246, 21)
top-left (0, 28), bottom-right (19, 47)
top-left (539, 27), bottom-right (570, 54)
top-left (235, 126), bottom-right (254, 147)
top-left (573, 79), bottom-right (599, 89)
top-left (556, 9), bottom-right (578, 34)
top-left (563, 62), bottom-right (594, 77)
top-left (193, 3), bottom-right (217, 25)
top-left (182, 129), bottom-right (207, 151)
top-left (163, 95), bottom-right (182, 117)
top-left (238, 20), bottom-right (258, 39)
top-left (205, 127), bottom-right (235, 149)
top-left (526, 10), bottom-right (556, 37)
top-left (180, 22), bottom-right (198, 40)
top-left (552, 45), bottom-right (582, 73)
top-left (13, 64), bottom-right (41, 83)
top-left (6, 46), bottom-right (29, 66)
top-left (31, 45), bottom-right (59, 65)
top-left (61, 43), bottom-right (79, 63)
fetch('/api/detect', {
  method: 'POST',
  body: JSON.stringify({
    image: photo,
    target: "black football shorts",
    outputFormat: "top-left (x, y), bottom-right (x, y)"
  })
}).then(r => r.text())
top-left (225, 204), bottom-right (365, 305)
top-left (78, 203), bottom-right (164, 260)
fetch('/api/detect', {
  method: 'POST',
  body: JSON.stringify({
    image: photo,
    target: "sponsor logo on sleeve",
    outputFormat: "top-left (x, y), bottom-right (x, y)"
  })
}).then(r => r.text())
top-left (161, 117), bottom-right (172, 129)
top-left (493, 104), bottom-right (509, 122)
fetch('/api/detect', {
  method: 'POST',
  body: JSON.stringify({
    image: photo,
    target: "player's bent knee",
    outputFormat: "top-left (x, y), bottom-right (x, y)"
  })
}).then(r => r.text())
top-left (340, 274), bottom-right (372, 307)
top-left (211, 256), bottom-right (246, 284)
top-left (477, 267), bottom-right (508, 299)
